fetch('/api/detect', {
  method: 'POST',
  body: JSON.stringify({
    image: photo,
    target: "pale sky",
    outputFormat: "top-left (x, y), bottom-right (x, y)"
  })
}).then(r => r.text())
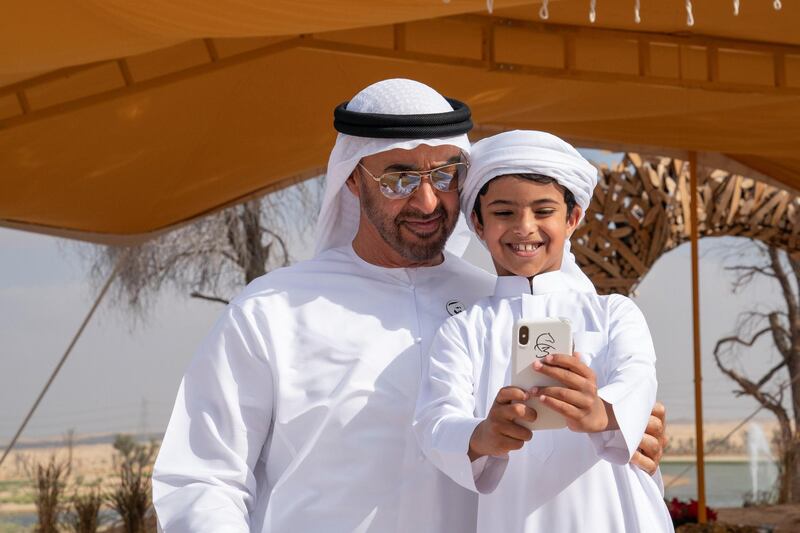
top-left (0, 162), bottom-right (789, 445)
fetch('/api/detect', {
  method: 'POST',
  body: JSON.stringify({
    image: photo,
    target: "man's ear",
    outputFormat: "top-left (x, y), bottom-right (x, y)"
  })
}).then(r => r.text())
top-left (566, 206), bottom-right (583, 237)
top-left (470, 211), bottom-right (485, 241)
top-left (345, 170), bottom-right (360, 198)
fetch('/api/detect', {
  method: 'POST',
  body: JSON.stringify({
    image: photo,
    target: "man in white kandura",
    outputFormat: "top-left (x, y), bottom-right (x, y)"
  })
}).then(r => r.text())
top-left (152, 79), bottom-right (667, 532)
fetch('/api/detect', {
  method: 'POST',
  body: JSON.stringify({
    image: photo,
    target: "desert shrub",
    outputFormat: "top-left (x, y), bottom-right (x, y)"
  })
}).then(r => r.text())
top-left (29, 455), bottom-right (71, 533)
top-left (107, 435), bottom-right (158, 533)
top-left (63, 488), bottom-right (104, 533)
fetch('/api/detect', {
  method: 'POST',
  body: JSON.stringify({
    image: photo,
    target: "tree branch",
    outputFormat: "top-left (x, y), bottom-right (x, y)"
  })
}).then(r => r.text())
top-left (190, 292), bottom-right (230, 305)
top-left (713, 327), bottom-right (785, 413)
top-left (769, 312), bottom-right (793, 361)
top-left (261, 226), bottom-right (291, 267)
top-left (755, 357), bottom-right (789, 389)
top-left (769, 246), bottom-right (799, 332)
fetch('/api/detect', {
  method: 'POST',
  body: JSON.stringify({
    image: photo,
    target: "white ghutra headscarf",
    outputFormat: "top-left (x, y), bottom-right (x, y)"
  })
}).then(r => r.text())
top-left (461, 130), bottom-right (600, 292)
top-left (314, 79), bottom-right (473, 257)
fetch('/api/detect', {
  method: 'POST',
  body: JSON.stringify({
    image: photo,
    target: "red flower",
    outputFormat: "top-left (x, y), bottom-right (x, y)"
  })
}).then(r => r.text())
top-left (665, 497), bottom-right (717, 526)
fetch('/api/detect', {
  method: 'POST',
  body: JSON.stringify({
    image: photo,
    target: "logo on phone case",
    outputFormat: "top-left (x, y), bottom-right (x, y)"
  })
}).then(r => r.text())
top-left (534, 332), bottom-right (556, 358)
top-left (446, 300), bottom-right (465, 316)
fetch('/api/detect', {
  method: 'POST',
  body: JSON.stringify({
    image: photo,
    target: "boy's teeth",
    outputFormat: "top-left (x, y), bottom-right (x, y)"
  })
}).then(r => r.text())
top-left (512, 243), bottom-right (540, 251)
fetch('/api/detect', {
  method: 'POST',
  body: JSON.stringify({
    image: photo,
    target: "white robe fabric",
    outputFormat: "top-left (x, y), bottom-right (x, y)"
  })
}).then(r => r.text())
top-left (414, 271), bottom-right (673, 533)
top-left (152, 245), bottom-right (496, 532)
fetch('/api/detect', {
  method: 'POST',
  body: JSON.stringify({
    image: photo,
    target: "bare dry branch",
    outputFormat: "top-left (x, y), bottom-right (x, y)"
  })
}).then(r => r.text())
top-left (79, 177), bottom-right (323, 322)
top-left (190, 292), bottom-right (230, 305)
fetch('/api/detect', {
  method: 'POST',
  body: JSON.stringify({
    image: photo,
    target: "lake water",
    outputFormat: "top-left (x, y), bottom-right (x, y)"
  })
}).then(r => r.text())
top-left (663, 460), bottom-right (779, 508)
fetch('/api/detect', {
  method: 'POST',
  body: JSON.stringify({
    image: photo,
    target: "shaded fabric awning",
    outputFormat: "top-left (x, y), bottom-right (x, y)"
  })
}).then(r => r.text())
top-left (2, 0), bottom-right (799, 243)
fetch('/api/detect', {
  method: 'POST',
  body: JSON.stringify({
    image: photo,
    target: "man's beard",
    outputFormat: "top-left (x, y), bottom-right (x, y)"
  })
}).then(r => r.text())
top-left (359, 182), bottom-right (458, 263)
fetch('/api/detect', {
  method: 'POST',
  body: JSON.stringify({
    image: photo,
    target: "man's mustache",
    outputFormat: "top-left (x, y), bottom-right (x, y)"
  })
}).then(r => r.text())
top-left (396, 205), bottom-right (448, 224)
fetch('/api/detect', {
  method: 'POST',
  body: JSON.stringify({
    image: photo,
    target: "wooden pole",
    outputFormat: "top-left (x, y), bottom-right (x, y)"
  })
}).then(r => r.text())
top-left (689, 151), bottom-right (708, 523)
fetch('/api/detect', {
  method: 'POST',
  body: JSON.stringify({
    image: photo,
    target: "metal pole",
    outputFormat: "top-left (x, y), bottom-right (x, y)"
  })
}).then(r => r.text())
top-left (689, 151), bottom-right (708, 523)
top-left (0, 250), bottom-right (128, 466)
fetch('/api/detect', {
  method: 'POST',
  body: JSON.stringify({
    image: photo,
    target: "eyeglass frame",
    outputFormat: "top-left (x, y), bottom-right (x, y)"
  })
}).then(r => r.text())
top-left (356, 154), bottom-right (470, 200)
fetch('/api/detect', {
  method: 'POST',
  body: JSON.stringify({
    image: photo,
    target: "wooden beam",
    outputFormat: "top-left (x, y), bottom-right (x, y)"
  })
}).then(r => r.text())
top-left (393, 24), bottom-right (406, 52)
top-left (4, 12), bottom-right (800, 131)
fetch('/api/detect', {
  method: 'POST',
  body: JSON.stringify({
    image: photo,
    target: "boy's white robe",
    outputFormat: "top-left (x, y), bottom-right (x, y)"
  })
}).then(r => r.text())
top-left (152, 245), bottom-right (496, 532)
top-left (414, 271), bottom-right (674, 533)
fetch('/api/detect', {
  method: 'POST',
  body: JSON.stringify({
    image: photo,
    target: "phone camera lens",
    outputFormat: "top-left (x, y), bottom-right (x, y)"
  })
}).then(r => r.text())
top-left (519, 326), bottom-right (529, 345)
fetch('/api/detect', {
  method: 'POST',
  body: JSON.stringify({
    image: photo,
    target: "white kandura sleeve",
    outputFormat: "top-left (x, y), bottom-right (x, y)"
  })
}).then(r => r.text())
top-left (590, 296), bottom-right (658, 465)
top-left (413, 317), bottom-right (507, 494)
top-left (152, 304), bottom-right (274, 532)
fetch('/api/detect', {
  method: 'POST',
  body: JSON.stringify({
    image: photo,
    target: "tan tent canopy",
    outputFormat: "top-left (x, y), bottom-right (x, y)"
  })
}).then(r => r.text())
top-left (2, 0), bottom-right (799, 243)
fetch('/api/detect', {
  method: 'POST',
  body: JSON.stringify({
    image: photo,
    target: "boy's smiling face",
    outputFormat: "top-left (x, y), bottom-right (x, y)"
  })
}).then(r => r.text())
top-left (471, 175), bottom-right (582, 278)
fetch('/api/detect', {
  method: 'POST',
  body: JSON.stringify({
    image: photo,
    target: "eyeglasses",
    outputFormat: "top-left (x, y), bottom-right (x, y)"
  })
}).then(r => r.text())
top-left (357, 160), bottom-right (469, 200)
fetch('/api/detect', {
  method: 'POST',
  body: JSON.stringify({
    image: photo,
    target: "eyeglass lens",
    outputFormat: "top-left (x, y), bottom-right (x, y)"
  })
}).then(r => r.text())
top-left (380, 164), bottom-right (464, 198)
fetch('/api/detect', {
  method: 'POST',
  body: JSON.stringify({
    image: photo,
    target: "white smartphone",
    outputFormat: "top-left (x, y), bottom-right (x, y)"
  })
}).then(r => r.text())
top-left (511, 317), bottom-right (573, 430)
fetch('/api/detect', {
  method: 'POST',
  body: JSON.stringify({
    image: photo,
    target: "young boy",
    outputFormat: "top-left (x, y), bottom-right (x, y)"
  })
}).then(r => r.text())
top-left (413, 131), bottom-right (673, 532)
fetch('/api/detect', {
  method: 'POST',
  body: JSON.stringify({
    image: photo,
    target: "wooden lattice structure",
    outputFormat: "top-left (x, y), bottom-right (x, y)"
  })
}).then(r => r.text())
top-left (574, 154), bottom-right (800, 295)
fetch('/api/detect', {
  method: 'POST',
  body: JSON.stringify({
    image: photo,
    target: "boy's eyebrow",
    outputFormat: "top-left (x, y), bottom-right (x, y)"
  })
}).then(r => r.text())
top-left (384, 155), bottom-right (462, 172)
top-left (487, 198), bottom-right (561, 207)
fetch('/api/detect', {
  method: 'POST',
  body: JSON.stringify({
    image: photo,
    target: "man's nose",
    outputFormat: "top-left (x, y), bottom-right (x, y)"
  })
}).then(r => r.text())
top-left (407, 179), bottom-right (439, 214)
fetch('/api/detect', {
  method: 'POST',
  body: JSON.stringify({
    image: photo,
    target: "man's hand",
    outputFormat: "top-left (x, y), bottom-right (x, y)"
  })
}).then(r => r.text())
top-left (631, 401), bottom-right (667, 475)
top-left (530, 353), bottom-right (616, 433)
top-left (468, 387), bottom-right (537, 461)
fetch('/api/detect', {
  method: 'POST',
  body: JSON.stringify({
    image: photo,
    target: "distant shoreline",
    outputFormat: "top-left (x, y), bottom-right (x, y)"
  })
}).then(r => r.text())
top-left (663, 455), bottom-right (775, 464)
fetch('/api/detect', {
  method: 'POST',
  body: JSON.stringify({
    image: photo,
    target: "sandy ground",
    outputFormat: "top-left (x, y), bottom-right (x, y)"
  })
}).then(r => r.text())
top-left (0, 440), bottom-right (120, 514)
top-left (666, 420), bottom-right (779, 453)
top-left (716, 504), bottom-right (800, 532)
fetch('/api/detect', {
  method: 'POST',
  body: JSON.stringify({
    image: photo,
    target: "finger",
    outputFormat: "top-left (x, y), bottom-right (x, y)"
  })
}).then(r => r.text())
top-left (498, 435), bottom-right (526, 452)
top-left (531, 362), bottom-right (589, 391)
top-left (630, 450), bottom-right (657, 476)
top-left (637, 433), bottom-right (663, 462)
top-left (645, 414), bottom-right (664, 440)
top-left (497, 403), bottom-right (537, 423)
top-left (645, 410), bottom-right (669, 449)
top-left (537, 394), bottom-right (583, 420)
top-left (651, 401), bottom-right (666, 422)
top-left (537, 353), bottom-right (595, 380)
top-left (515, 405), bottom-right (539, 424)
top-left (494, 386), bottom-right (529, 405)
top-left (494, 420), bottom-right (533, 442)
top-left (533, 386), bottom-right (593, 411)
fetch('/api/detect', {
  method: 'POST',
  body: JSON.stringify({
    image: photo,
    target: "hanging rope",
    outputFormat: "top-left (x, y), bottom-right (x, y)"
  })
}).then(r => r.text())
top-left (0, 249), bottom-right (130, 467)
top-left (486, 0), bottom-right (493, 14)
top-left (539, 0), bottom-right (550, 20)
top-left (589, 0), bottom-right (597, 23)
top-left (635, 0), bottom-right (641, 24)
top-left (686, 0), bottom-right (695, 27)
top-left (774, 0), bottom-right (782, 11)
top-left (733, 0), bottom-right (740, 16)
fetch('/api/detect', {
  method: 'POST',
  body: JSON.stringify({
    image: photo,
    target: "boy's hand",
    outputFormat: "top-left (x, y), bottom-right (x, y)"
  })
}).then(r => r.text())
top-left (530, 352), bottom-right (616, 433)
top-left (468, 386), bottom-right (538, 461)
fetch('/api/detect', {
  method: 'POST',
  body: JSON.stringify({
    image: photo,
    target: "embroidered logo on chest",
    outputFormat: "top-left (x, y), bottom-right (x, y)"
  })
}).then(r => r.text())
top-left (446, 300), bottom-right (465, 316)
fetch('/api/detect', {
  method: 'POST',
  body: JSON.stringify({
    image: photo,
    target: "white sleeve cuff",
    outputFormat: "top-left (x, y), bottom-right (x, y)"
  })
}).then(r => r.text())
top-left (471, 455), bottom-right (488, 477)
top-left (428, 416), bottom-right (509, 494)
top-left (588, 429), bottom-right (630, 465)
top-left (652, 467), bottom-right (665, 496)
top-left (473, 455), bottom-right (509, 494)
top-left (597, 381), bottom-right (655, 463)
